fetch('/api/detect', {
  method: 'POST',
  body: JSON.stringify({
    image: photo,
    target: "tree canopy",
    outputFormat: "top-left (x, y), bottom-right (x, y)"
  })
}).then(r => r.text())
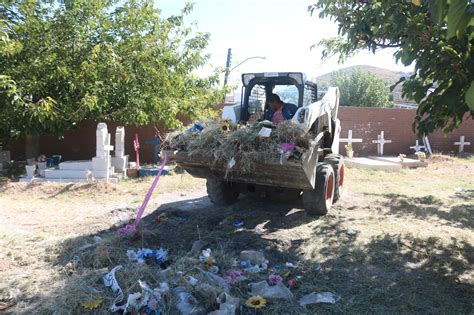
top-left (309, 0), bottom-right (473, 135)
top-left (329, 70), bottom-right (394, 108)
top-left (0, 0), bottom-right (224, 143)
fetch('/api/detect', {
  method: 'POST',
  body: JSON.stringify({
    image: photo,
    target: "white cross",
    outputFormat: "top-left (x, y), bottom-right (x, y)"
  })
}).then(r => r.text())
top-left (410, 140), bottom-right (425, 153)
top-left (339, 130), bottom-right (363, 145)
top-left (454, 136), bottom-right (471, 153)
top-left (372, 131), bottom-right (392, 156)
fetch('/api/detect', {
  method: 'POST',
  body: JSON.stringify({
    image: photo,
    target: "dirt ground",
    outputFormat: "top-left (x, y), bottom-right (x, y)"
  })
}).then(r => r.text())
top-left (0, 155), bottom-right (473, 314)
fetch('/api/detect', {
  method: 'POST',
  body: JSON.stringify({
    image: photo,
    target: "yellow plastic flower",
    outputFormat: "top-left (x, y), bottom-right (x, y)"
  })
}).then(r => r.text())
top-left (81, 298), bottom-right (102, 309)
top-left (245, 295), bottom-right (267, 309)
top-left (412, 0), bottom-right (421, 6)
top-left (220, 121), bottom-right (231, 132)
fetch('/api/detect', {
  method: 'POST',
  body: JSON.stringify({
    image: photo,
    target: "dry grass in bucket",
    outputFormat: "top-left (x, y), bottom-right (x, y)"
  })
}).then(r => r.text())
top-left (166, 119), bottom-right (313, 173)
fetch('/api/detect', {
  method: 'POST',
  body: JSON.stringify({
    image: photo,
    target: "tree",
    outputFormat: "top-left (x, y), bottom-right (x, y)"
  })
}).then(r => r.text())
top-left (330, 70), bottom-right (394, 107)
top-left (0, 0), bottom-right (224, 143)
top-left (309, 0), bottom-right (473, 135)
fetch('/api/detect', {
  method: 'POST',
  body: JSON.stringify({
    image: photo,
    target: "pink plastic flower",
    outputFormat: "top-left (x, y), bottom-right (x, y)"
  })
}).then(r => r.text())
top-left (288, 278), bottom-right (297, 288)
top-left (268, 274), bottom-right (283, 285)
top-left (224, 269), bottom-right (244, 285)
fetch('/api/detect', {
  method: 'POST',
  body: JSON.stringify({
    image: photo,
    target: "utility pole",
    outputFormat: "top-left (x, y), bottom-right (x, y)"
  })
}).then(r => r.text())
top-left (223, 48), bottom-right (232, 88)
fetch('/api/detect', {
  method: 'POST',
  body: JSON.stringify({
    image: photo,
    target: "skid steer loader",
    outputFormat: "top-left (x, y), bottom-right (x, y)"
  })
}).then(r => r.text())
top-left (168, 72), bottom-right (344, 215)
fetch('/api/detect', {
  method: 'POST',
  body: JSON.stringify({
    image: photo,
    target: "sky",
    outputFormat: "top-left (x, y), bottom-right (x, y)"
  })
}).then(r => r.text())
top-left (158, 0), bottom-right (413, 87)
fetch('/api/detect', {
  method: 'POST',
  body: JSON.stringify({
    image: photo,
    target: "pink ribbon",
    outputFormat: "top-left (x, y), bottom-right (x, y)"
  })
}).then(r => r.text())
top-left (118, 153), bottom-right (168, 235)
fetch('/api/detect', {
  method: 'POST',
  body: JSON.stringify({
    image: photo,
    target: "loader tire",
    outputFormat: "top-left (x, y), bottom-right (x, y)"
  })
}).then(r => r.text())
top-left (324, 154), bottom-right (345, 202)
top-left (206, 178), bottom-right (239, 206)
top-left (303, 164), bottom-right (335, 216)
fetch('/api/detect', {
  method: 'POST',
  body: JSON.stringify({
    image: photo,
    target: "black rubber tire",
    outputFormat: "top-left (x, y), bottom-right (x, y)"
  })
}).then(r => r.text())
top-left (303, 164), bottom-right (335, 216)
top-left (206, 177), bottom-right (239, 205)
top-left (324, 154), bottom-right (345, 202)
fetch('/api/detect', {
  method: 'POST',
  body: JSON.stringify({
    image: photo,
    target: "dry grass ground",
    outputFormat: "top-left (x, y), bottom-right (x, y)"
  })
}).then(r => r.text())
top-left (0, 155), bottom-right (472, 314)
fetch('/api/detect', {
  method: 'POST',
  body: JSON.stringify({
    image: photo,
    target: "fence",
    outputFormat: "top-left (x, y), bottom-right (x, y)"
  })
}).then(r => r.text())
top-left (6, 107), bottom-right (474, 162)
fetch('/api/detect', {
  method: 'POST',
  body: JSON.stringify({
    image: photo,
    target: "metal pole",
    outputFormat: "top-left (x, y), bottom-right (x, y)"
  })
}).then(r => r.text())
top-left (223, 48), bottom-right (232, 88)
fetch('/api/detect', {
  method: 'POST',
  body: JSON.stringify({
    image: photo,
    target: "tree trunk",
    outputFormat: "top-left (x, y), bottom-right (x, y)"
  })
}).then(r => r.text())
top-left (25, 134), bottom-right (40, 159)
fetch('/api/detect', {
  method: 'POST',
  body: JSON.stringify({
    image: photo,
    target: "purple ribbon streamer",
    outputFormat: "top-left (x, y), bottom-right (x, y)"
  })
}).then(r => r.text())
top-left (118, 153), bottom-right (168, 235)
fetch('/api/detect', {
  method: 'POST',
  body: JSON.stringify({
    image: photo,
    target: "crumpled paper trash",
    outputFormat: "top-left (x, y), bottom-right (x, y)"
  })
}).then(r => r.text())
top-left (249, 280), bottom-right (293, 300)
top-left (298, 292), bottom-right (341, 306)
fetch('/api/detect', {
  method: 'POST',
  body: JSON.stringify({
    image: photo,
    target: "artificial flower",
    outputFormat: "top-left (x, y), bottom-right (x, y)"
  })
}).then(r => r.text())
top-left (245, 295), bottom-right (267, 309)
top-left (81, 298), bottom-right (102, 309)
top-left (268, 274), bottom-right (283, 285)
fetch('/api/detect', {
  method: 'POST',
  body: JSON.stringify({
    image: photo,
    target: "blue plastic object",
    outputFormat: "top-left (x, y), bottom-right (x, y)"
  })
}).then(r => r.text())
top-left (138, 168), bottom-right (169, 177)
top-left (51, 155), bottom-right (62, 166)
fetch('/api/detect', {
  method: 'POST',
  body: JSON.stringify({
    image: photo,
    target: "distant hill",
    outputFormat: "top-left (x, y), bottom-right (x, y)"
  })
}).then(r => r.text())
top-left (316, 65), bottom-right (415, 105)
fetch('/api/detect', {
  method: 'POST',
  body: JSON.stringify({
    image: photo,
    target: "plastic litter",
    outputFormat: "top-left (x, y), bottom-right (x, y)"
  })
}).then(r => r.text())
top-left (279, 143), bottom-right (296, 152)
top-left (209, 293), bottom-right (240, 315)
top-left (103, 265), bottom-right (125, 312)
top-left (208, 265), bottom-right (220, 274)
top-left (285, 262), bottom-right (297, 269)
top-left (346, 228), bottom-right (358, 236)
top-left (233, 220), bottom-right (244, 228)
top-left (249, 280), bottom-right (293, 300)
top-left (199, 248), bottom-right (212, 263)
top-left (127, 248), bottom-right (168, 265)
top-left (239, 250), bottom-right (266, 265)
top-left (200, 270), bottom-right (229, 292)
top-left (188, 240), bottom-right (209, 256)
top-left (228, 157), bottom-right (236, 169)
top-left (298, 292), bottom-right (341, 306)
top-left (187, 276), bottom-right (199, 286)
top-left (174, 288), bottom-right (206, 315)
top-left (258, 127), bottom-right (272, 137)
top-left (187, 123), bottom-right (205, 134)
top-left (240, 260), bottom-right (268, 273)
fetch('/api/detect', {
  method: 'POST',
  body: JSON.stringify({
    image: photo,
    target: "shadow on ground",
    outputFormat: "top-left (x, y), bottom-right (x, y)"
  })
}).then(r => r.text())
top-left (368, 192), bottom-right (474, 229)
top-left (12, 193), bottom-right (474, 314)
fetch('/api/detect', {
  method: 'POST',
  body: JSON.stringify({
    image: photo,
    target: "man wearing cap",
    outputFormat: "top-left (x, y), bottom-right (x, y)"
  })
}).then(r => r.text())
top-left (265, 93), bottom-right (298, 124)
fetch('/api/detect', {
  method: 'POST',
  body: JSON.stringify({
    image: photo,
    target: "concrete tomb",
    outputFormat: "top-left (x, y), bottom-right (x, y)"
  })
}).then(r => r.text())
top-left (22, 123), bottom-right (122, 182)
top-left (111, 126), bottom-right (129, 173)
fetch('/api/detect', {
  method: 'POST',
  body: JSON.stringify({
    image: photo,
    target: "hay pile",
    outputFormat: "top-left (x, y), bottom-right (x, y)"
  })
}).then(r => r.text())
top-left (164, 119), bottom-right (312, 173)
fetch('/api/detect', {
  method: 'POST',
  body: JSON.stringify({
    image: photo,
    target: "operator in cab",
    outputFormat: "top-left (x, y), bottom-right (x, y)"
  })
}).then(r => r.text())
top-left (248, 93), bottom-right (298, 125)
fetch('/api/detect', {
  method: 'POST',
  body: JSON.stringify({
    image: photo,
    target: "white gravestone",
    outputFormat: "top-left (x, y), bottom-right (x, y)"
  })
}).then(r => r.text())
top-left (339, 130), bottom-right (363, 146)
top-left (372, 131), bottom-right (392, 156)
top-left (111, 126), bottom-right (129, 173)
top-left (410, 140), bottom-right (425, 153)
top-left (92, 123), bottom-right (114, 181)
top-left (454, 136), bottom-right (471, 153)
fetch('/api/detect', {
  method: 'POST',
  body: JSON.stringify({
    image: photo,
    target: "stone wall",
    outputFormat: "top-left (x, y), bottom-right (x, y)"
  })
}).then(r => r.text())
top-left (6, 107), bottom-right (474, 162)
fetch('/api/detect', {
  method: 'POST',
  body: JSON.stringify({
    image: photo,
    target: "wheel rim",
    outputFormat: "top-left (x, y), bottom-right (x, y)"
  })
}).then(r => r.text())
top-left (338, 164), bottom-right (345, 189)
top-left (326, 172), bottom-right (334, 204)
